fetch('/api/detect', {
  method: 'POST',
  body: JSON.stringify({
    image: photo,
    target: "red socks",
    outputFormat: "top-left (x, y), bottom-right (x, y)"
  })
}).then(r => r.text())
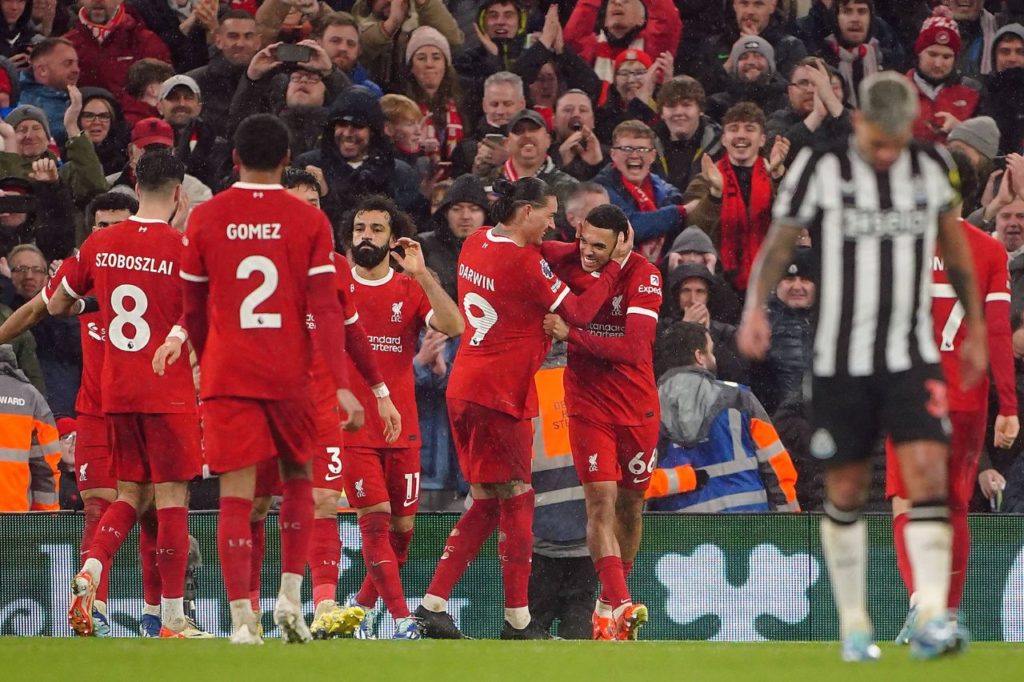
top-left (88, 500), bottom-right (136, 569)
top-left (156, 507), bottom-right (189, 599)
top-left (359, 512), bottom-right (410, 618)
top-left (249, 518), bottom-right (265, 612)
top-left (893, 511), bottom-right (914, 596)
top-left (599, 559), bottom-right (635, 604)
top-left (948, 504), bottom-right (970, 610)
top-left (427, 497), bottom-right (500, 600)
top-left (279, 478), bottom-right (314, 577)
top-left (218, 496), bottom-right (253, 602)
top-left (498, 490), bottom-right (534, 609)
top-left (356, 527), bottom-right (414, 607)
top-left (595, 556), bottom-right (631, 608)
top-left (82, 497), bottom-right (111, 601)
top-left (310, 517), bottom-right (340, 606)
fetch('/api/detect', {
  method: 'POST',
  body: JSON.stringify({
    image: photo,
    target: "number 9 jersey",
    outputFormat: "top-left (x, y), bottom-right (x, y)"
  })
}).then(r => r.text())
top-left (447, 228), bottom-right (573, 420)
top-left (179, 183), bottom-right (337, 401)
top-left (61, 217), bottom-right (196, 414)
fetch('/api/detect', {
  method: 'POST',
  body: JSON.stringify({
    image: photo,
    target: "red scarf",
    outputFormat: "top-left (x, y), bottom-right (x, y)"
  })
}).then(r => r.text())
top-left (620, 173), bottom-right (664, 262)
top-left (718, 158), bottom-right (773, 291)
top-left (593, 33), bottom-right (645, 83)
top-left (77, 3), bottom-right (126, 45)
top-left (419, 100), bottom-right (463, 162)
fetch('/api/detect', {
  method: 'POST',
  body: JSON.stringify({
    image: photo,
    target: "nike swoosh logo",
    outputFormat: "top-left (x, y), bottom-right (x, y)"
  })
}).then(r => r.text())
top-left (403, 499), bottom-right (418, 507)
top-left (324, 473), bottom-right (343, 481)
top-left (370, 560), bottom-right (392, 567)
top-left (632, 477), bottom-right (651, 484)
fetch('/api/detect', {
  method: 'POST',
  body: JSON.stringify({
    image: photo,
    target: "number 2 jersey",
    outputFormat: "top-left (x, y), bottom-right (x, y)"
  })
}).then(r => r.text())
top-left (180, 182), bottom-right (338, 401)
top-left (60, 217), bottom-right (196, 414)
top-left (447, 228), bottom-right (621, 420)
top-left (932, 221), bottom-right (1016, 415)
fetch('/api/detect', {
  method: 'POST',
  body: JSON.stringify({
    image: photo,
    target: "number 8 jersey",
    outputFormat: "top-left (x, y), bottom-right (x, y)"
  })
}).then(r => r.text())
top-left (180, 182), bottom-right (337, 401)
top-left (447, 228), bottom-right (574, 420)
top-left (62, 217), bottom-right (196, 414)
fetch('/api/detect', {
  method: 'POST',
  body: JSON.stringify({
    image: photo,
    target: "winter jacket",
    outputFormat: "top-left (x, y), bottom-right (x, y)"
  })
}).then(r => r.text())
top-left (0, 0), bottom-right (36, 60)
top-left (654, 115), bottom-right (723, 195)
top-left (293, 90), bottom-right (428, 226)
top-left (654, 317), bottom-right (748, 386)
top-left (79, 87), bottom-right (129, 176)
top-left (14, 292), bottom-right (80, 418)
top-left (706, 75), bottom-right (788, 124)
top-left (648, 366), bottom-right (799, 513)
top-left (170, 117), bottom-right (230, 193)
top-left (415, 173), bottom-right (488, 299)
top-left (594, 85), bottom-right (658, 144)
top-left (126, 0), bottom-right (210, 73)
top-left (979, 25), bottom-right (1024, 155)
top-left (186, 53), bottom-right (250, 140)
top-left (564, 0), bottom-right (682, 76)
top-left (908, 69), bottom-right (981, 144)
top-left (512, 40), bottom-right (604, 104)
top-left (0, 304), bottom-right (45, 395)
top-left (63, 11), bottom-right (172, 110)
top-left (766, 105), bottom-right (853, 166)
top-left (792, 0), bottom-right (908, 73)
top-left (0, 179), bottom-right (75, 260)
top-left (350, 0), bottom-right (464, 87)
top-left (752, 297), bottom-right (814, 416)
top-left (593, 164), bottom-right (685, 250)
top-left (692, 19), bottom-right (807, 96)
top-left (0, 133), bottom-right (108, 205)
top-left (0, 345), bottom-right (60, 512)
top-left (18, 71), bottom-right (71, 145)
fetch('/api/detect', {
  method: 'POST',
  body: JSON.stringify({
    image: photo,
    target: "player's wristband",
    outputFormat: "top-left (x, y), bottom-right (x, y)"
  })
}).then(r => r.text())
top-left (167, 325), bottom-right (188, 342)
top-left (372, 383), bottom-right (390, 399)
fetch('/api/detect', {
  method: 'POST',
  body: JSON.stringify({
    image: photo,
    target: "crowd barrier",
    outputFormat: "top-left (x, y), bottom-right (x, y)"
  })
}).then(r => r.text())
top-left (2, 512), bottom-right (1023, 640)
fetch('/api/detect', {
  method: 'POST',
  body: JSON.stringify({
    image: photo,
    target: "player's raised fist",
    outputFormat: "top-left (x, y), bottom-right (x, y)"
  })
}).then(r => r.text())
top-left (543, 313), bottom-right (569, 341)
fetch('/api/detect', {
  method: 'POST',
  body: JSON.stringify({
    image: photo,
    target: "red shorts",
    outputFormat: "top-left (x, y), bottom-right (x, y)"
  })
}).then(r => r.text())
top-left (342, 446), bottom-right (421, 515)
top-left (75, 413), bottom-right (115, 491)
top-left (449, 398), bottom-right (532, 485)
top-left (569, 415), bottom-right (659, 491)
top-left (107, 412), bottom-right (203, 484)
top-left (313, 443), bottom-right (345, 492)
top-left (885, 408), bottom-right (987, 506)
top-left (203, 396), bottom-right (316, 474)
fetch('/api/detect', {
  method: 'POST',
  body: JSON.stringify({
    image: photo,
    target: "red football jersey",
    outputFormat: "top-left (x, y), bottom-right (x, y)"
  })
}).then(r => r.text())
top-left (180, 183), bottom-right (336, 401)
top-left (554, 254), bottom-right (662, 425)
top-left (309, 263), bottom-right (360, 419)
top-left (447, 228), bottom-right (572, 419)
top-left (932, 221), bottom-right (1017, 415)
top-left (62, 218), bottom-right (195, 414)
top-left (43, 258), bottom-right (104, 418)
top-left (345, 267), bottom-right (432, 449)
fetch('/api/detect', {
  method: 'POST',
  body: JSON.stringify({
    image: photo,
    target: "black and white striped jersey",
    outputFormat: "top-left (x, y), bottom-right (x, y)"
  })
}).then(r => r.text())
top-left (773, 138), bottom-right (959, 378)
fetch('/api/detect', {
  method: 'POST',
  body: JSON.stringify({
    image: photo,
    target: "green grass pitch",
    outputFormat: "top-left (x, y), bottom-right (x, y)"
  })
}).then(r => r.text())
top-left (1, 639), bottom-right (1018, 682)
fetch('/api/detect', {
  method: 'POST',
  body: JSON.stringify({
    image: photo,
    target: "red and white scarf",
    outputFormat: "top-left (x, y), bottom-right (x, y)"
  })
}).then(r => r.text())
top-left (419, 100), bottom-right (463, 162)
top-left (593, 33), bottom-right (644, 84)
top-left (77, 2), bottom-right (126, 45)
top-left (825, 35), bottom-right (881, 107)
top-left (620, 173), bottom-right (665, 262)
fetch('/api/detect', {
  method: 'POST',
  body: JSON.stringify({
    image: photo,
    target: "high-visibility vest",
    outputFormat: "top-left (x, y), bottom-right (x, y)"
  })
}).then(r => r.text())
top-left (0, 373), bottom-right (61, 511)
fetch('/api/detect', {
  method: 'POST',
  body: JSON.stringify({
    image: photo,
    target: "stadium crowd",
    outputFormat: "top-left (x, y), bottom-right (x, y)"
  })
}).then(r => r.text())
top-left (0, 0), bottom-right (1022, 527)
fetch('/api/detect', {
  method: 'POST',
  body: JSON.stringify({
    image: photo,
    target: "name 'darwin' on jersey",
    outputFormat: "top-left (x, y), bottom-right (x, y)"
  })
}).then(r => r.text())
top-left (458, 263), bottom-right (495, 292)
top-left (95, 252), bottom-right (173, 275)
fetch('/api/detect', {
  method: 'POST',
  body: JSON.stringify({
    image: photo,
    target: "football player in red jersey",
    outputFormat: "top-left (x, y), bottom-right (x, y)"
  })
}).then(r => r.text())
top-left (50, 151), bottom-right (203, 639)
top-left (415, 176), bottom-right (633, 640)
top-left (888, 220), bottom-right (1019, 641)
top-left (177, 114), bottom-right (363, 644)
top-left (335, 196), bottom-right (463, 640)
top-left (540, 204), bottom-right (662, 640)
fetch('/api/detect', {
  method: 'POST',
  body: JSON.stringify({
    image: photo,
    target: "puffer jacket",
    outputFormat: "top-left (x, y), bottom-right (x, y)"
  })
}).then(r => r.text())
top-left (63, 10), bottom-right (172, 110)
top-left (752, 297), bottom-right (814, 416)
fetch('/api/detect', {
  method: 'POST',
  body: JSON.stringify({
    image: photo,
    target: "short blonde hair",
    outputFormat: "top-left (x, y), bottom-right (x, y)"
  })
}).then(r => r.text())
top-left (380, 94), bottom-right (422, 124)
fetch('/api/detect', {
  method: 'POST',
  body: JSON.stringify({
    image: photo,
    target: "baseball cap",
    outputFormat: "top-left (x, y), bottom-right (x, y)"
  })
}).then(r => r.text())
top-left (158, 74), bottom-right (201, 101)
top-left (132, 117), bottom-right (174, 148)
top-left (508, 108), bottom-right (549, 133)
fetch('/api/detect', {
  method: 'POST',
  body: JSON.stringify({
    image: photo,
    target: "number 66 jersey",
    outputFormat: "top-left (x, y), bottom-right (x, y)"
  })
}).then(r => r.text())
top-left (62, 217), bottom-right (196, 414)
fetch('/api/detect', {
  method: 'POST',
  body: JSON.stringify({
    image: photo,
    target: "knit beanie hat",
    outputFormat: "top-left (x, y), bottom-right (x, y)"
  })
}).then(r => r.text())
top-left (668, 226), bottom-right (716, 256)
top-left (613, 48), bottom-right (654, 73)
top-left (915, 7), bottom-right (961, 56)
top-left (406, 26), bottom-right (452, 66)
top-left (6, 105), bottom-right (50, 138)
top-left (729, 35), bottom-right (776, 77)
top-left (947, 116), bottom-right (1001, 161)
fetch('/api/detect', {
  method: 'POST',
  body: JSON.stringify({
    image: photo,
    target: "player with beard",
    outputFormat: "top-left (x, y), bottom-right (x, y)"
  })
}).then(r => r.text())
top-left (335, 195), bottom-right (463, 640)
top-left (414, 176), bottom-right (633, 640)
top-left (539, 204), bottom-right (661, 640)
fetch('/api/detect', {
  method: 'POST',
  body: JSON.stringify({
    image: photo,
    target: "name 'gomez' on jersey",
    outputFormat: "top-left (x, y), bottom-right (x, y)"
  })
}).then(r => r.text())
top-left (774, 140), bottom-right (958, 378)
top-left (447, 228), bottom-right (592, 420)
top-left (61, 218), bottom-right (195, 414)
top-left (180, 183), bottom-right (336, 401)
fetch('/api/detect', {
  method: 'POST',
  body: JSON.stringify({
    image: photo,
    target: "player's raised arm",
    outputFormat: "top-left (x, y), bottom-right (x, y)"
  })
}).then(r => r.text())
top-left (391, 237), bottom-right (463, 338)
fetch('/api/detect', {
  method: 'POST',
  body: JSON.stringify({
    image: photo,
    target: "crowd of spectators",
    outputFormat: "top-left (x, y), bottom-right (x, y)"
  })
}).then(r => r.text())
top-left (1, 0), bottom-right (1023, 516)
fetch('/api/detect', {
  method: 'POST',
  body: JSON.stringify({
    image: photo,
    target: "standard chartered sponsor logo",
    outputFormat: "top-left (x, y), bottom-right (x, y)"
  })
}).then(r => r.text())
top-left (657, 543), bottom-right (820, 641)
